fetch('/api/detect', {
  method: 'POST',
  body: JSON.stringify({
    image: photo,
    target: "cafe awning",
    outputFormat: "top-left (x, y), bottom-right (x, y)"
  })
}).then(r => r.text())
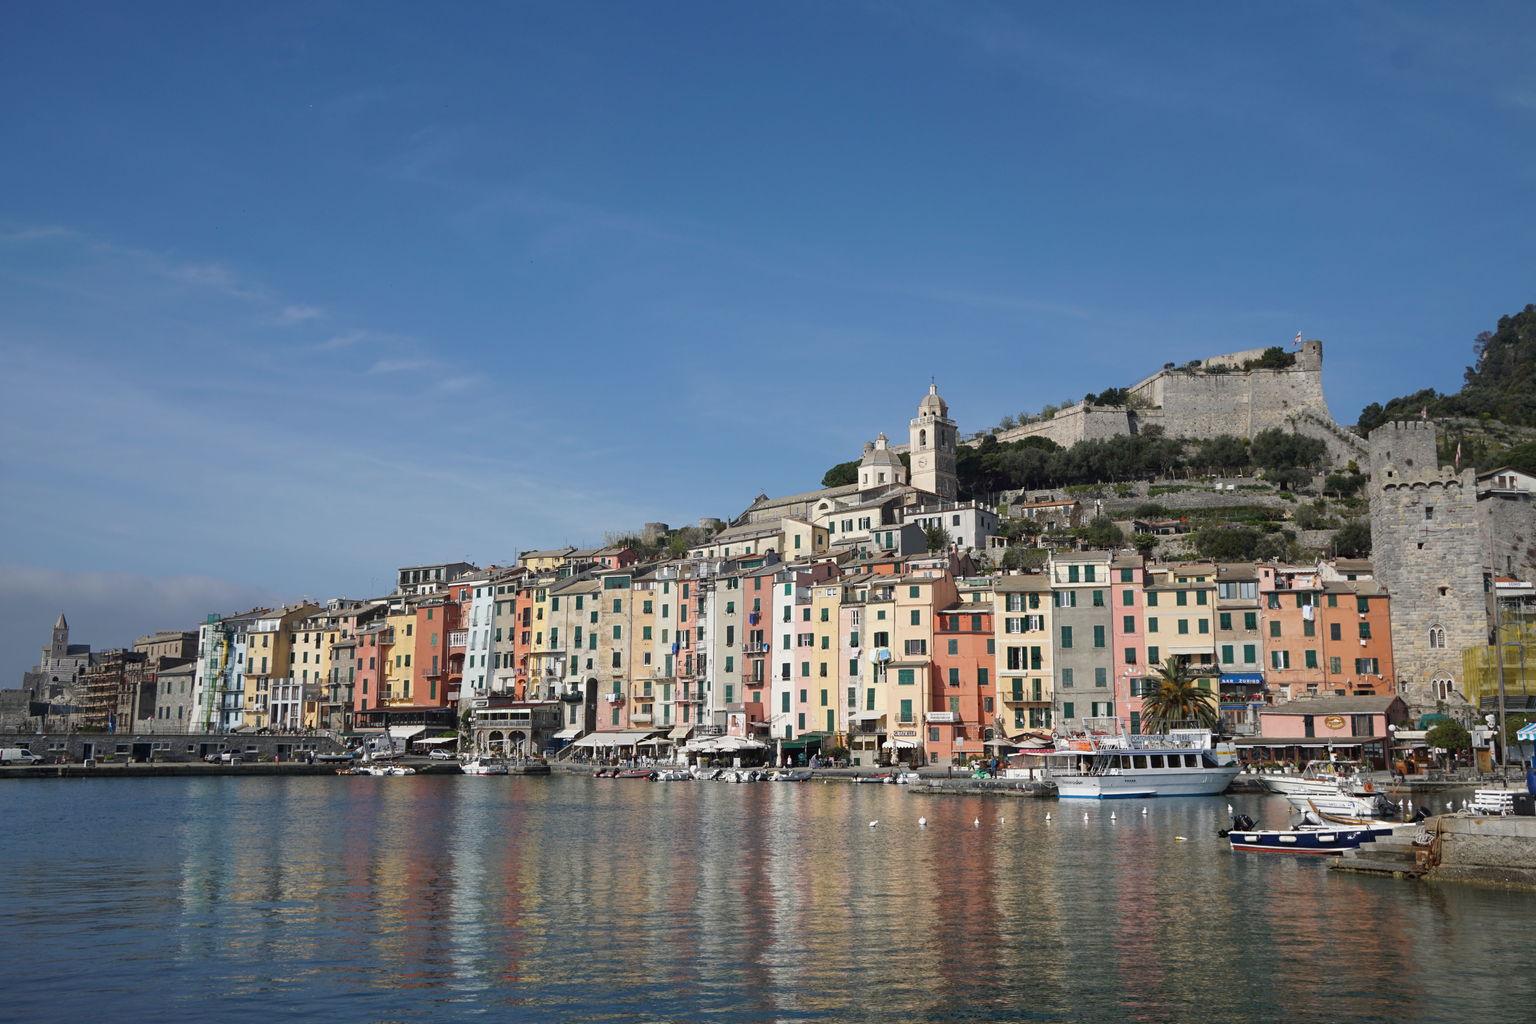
top-left (571, 730), bottom-right (658, 748)
top-left (415, 736), bottom-right (458, 746)
top-left (883, 738), bottom-right (918, 749)
top-left (668, 725), bottom-right (692, 740)
top-left (552, 726), bottom-right (582, 740)
top-left (388, 725), bottom-right (428, 739)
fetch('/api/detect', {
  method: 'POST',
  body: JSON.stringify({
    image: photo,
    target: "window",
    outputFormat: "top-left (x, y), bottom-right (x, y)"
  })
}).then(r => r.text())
top-left (1060, 626), bottom-right (1073, 649)
top-left (1095, 667), bottom-right (1107, 688)
top-left (1177, 619), bottom-right (1189, 635)
top-left (1355, 657), bottom-right (1380, 674)
top-left (1124, 647), bottom-right (1137, 665)
top-left (904, 639), bottom-right (928, 657)
top-left (1091, 590), bottom-right (1105, 607)
top-left (1429, 625), bottom-right (1446, 649)
top-left (1219, 612), bottom-right (1231, 631)
top-left (1092, 625), bottom-right (1105, 648)
top-left (947, 639), bottom-right (958, 655)
top-left (1304, 649), bottom-right (1317, 669)
top-left (1147, 645), bottom-right (1159, 664)
top-left (1329, 656), bottom-right (1341, 674)
top-left (1302, 619), bottom-right (1315, 638)
top-left (1271, 650), bottom-right (1290, 669)
top-left (1055, 591), bottom-right (1077, 608)
top-left (1329, 623), bottom-right (1341, 641)
top-left (1244, 612), bottom-right (1257, 630)
top-left (1243, 644), bottom-right (1256, 663)
top-left (1269, 621), bottom-right (1281, 638)
top-left (910, 610), bottom-right (921, 626)
top-left (1062, 701), bottom-right (1075, 720)
top-left (1148, 618), bottom-right (1159, 633)
top-left (897, 669), bottom-right (915, 686)
top-left (1122, 590), bottom-right (1134, 606)
top-left (948, 667), bottom-right (960, 687)
top-left (1061, 668), bottom-right (1074, 688)
top-left (1123, 616), bottom-right (1135, 633)
top-left (1358, 622), bottom-right (1372, 640)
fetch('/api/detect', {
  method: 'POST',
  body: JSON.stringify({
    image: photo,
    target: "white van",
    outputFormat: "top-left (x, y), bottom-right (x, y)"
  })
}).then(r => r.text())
top-left (0, 748), bottom-right (44, 765)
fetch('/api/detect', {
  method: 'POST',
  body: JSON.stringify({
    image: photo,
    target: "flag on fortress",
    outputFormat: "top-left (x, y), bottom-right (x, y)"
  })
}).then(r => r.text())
top-left (1293, 331), bottom-right (1302, 347)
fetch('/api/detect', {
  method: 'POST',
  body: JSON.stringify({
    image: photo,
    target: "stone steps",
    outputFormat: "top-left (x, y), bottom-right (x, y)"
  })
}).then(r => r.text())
top-left (1331, 833), bottom-right (1426, 878)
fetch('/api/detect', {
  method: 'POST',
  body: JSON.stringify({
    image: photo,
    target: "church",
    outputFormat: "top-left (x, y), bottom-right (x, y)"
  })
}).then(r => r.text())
top-left (24, 613), bottom-right (94, 704)
top-left (714, 384), bottom-right (981, 560)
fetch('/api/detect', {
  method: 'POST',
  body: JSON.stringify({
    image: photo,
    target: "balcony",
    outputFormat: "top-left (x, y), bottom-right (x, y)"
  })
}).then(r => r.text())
top-left (449, 631), bottom-right (468, 647)
top-left (630, 713), bottom-right (653, 724)
top-left (603, 693), bottom-right (625, 704)
top-left (742, 642), bottom-right (770, 654)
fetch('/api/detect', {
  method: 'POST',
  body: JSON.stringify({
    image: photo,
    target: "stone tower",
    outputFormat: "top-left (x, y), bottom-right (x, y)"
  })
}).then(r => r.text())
top-left (909, 383), bottom-right (958, 500)
top-left (50, 612), bottom-right (68, 661)
top-left (1367, 421), bottom-right (1484, 713)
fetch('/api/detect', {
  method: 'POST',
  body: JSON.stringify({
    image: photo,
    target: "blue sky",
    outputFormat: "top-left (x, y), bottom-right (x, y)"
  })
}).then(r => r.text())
top-left (2, 1), bottom-right (1534, 681)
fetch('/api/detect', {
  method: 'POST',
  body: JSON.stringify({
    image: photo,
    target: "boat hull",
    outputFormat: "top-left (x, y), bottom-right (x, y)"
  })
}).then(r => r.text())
top-left (1051, 765), bottom-right (1240, 799)
top-left (1228, 828), bottom-right (1374, 855)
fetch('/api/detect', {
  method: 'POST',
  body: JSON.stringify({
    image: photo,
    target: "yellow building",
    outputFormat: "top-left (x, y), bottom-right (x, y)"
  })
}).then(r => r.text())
top-left (241, 603), bottom-right (319, 730)
top-left (995, 576), bottom-right (1054, 735)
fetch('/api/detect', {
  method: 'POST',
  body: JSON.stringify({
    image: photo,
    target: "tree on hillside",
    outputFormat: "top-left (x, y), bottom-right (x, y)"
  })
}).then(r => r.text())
top-left (1250, 428), bottom-right (1328, 472)
top-left (1242, 347), bottom-right (1297, 370)
top-left (822, 460), bottom-right (859, 488)
top-left (1194, 525), bottom-right (1262, 561)
top-left (1356, 305), bottom-right (1536, 430)
top-left (1139, 660), bottom-right (1219, 732)
top-left (1082, 516), bottom-right (1123, 549)
top-left (1331, 519), bottom-right (1372, 558)
top-left (923, 524), bottom-right (951, 553)
top-left (1189, 435), bottom-right (1250, 475)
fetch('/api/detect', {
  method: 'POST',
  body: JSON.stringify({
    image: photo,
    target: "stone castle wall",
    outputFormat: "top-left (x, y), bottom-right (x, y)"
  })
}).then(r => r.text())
top-left (971, 339), bottom-right (1361, 461)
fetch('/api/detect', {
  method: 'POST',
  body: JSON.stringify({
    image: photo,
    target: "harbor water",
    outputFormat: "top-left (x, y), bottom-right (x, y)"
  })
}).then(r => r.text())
top-left (1, 774), bottom-right (1532, 1023)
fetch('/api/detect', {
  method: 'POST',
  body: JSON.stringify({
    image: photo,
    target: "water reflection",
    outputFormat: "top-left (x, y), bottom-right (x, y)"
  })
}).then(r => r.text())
top-left (0, 777), bottom-right (1534, 1022)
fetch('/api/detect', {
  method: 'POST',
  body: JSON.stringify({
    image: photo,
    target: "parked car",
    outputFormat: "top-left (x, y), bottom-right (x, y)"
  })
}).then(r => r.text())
top-left (428, 749), bottom-right (454, 760)
top-left (0, 748), bottom-right (44, 765)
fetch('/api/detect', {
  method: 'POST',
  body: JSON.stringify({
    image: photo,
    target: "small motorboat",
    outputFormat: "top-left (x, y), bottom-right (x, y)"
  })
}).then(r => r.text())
top-left (1219, 815), bottom-right (1375, 855)
top-left (1283, 787), bottom-right (1400, 820)
top-left (614, 769), bottom-right (654, 779)
top-left (461, 760), bottom-right (509, 776)
top-left (652, 769), bottom-right (692, 781)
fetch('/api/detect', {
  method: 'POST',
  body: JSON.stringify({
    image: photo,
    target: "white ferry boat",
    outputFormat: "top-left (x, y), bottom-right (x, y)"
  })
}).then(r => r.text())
top-left (1045, 718), bottom-right (1240, 799)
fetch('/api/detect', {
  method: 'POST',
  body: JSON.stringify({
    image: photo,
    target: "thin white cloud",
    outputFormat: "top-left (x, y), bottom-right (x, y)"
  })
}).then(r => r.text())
top-left (316, 329), bottom-right (371, 350)
top-left (162, 260), bottom-right (267, 302)
top-left (367, 358), bottom-right (436, 374)
top-left (0, 225), bottom-right (78, 244)
top-left (434, 374), bottom-right (482, 393)
top-left (278, 304), bottom-right (324, 325)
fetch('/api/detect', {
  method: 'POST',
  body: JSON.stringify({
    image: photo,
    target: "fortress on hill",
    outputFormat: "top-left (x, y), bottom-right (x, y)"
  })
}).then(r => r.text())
top-left (937, 339), bottom-right (1364, 462)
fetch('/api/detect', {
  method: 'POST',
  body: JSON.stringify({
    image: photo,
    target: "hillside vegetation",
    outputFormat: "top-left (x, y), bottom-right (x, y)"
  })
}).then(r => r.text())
top-left (1358, 304), bottom-right (1536, 432)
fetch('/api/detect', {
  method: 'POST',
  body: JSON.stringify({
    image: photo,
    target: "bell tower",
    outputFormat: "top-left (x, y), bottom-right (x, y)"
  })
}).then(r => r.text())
top-left (50, 612), bottom-right (69, 661)
top-left (909, 382), bottom-right (957, 500)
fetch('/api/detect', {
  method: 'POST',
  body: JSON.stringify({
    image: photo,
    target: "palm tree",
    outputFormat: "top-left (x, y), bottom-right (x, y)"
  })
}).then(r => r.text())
top-left (1139, 658), bottom-right (1219, 732)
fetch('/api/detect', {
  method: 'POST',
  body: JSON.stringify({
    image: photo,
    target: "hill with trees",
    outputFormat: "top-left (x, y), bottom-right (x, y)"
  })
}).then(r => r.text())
top-left (1358, 304), bottom-right (1536, 433)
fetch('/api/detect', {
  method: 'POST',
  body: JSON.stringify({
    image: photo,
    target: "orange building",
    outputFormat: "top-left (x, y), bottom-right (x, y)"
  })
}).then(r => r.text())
top-left (929, 602), bottom-right (994, 766)
top-left (1259, 565), bottom-right (1395, 700)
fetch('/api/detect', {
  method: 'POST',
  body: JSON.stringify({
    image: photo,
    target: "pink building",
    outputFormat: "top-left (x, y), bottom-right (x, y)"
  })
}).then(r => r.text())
top-left (1242, 695), bottom-right (1409, 768)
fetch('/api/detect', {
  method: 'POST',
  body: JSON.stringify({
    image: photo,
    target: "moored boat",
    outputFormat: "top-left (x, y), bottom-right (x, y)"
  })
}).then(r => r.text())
top-left (461, 759), bottom-right (509, 776)
top-left (1226, 823), bottom-right (1376, 855)
top-left (1046, 718), bottom-right (1240, 799)
top-left (1260, 760), bottom-right (1378, 797)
